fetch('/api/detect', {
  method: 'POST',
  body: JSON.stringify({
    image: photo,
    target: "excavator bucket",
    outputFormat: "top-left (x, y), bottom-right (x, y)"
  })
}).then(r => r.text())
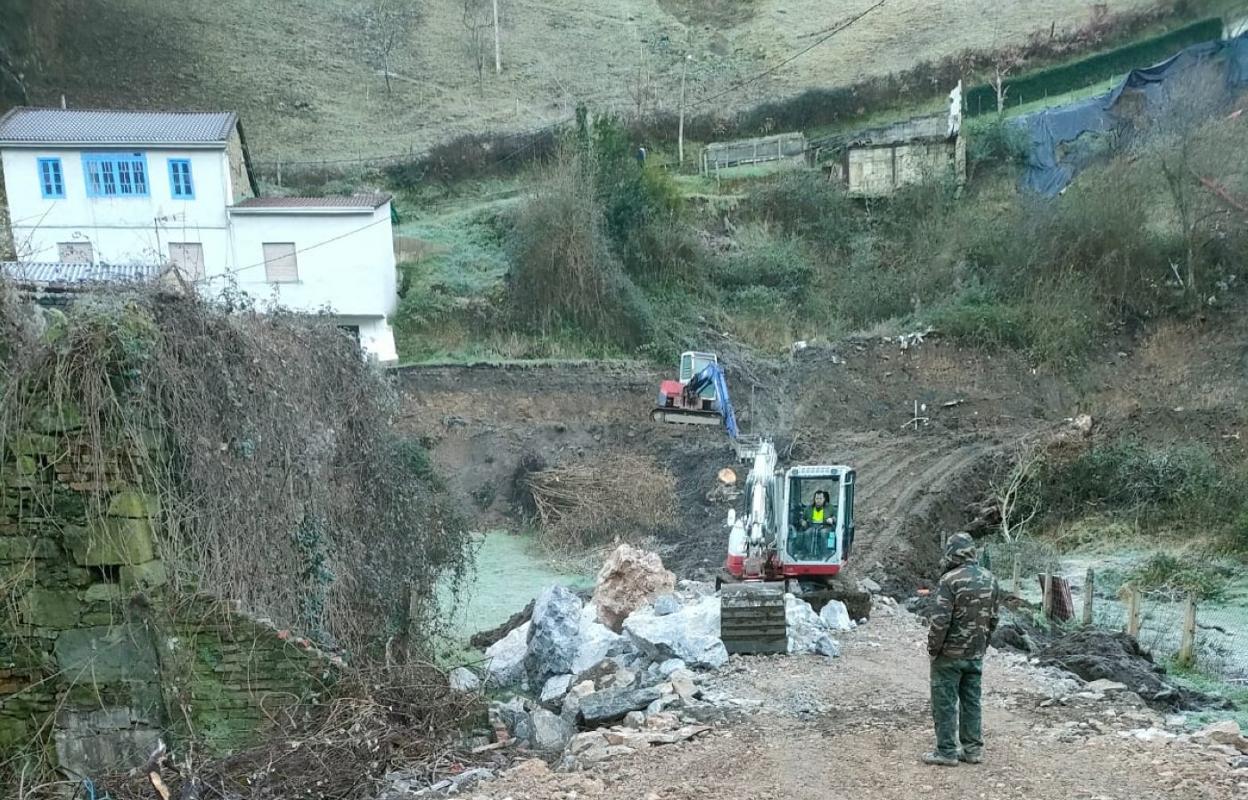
top-left (719, 582), bottom-right (788, 655)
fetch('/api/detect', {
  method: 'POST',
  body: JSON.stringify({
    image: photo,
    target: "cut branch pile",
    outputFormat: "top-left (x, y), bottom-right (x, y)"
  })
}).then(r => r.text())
top-left (521, 455), bottom-right (677, 549)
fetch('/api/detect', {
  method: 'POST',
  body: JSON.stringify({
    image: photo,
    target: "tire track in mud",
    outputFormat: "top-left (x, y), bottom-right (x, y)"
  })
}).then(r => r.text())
top-left (821, 432), bottom-right (1002, 588)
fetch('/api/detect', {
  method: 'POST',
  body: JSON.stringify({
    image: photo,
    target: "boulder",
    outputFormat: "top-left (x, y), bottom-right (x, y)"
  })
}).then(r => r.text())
top-left (858, 577), bottom-right (883, 594)
top-left (601, 668), bottom-right (637, 690)
top-left (530, 707), bottom-right (574, 753)
top-left (492, 698), bottom-right (533, 743)
top-left (579, 686), bottom-right (664, 725)
top-left (785, 594), bottom-right (838, 657)
top-left (592, 545), bottom-right (676, 632)
top-left (526, 585), bottom-right (583, 686)
top-left (658, 658), bottom-right (687, 677)
top-left (623, 595), bottom-right (728, 670)
top-left (669, 669), bottom-right (699, 702)
top-left (540, 674), bottom-right (574, 707)
top-left (818, 600), bottom-right (853, 632)
top-left (449, 667), bottom-right (481, 693)
top-left (571, 604), bottom-right (625, 674)
top-left (484, 622), bottom-right (530, 687)
top-left (652, 594), bottom-right (682, 616)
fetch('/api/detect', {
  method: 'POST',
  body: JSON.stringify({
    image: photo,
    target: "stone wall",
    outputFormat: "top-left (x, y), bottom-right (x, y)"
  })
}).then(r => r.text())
top-left (0, 412), bottom-right (334, 781)
top-left (843, 134), bottom-right (967, 198)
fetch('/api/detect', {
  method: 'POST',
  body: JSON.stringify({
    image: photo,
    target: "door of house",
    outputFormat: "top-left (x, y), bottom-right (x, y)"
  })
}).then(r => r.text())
top-left (168, 242), bottom-right (205, 281)
top-left (57, 242), bottom-right (94, 264)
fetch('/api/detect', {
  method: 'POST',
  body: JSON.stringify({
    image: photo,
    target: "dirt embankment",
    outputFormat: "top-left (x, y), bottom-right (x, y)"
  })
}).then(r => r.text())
top-left (393, 313), bottom-right (1248, 588)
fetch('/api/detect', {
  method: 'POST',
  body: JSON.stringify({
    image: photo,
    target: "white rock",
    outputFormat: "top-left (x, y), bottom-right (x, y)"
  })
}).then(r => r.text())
top-left (818, 600), bottom-right (853, 632)
top-left (658, 658), bottom-right (687, 677)
top-left (484, 622), bottom-right (530, 687)
top-left (785, 594), bottom-right (838, 656)
top-left (623, 595), bottom-right (728, 670)
top-left (623, 711), bottom-right (645, 729)
top-left (449, 667), bottom-right (481, 693)
top-left (541, 674), bottom-right (574, 706)
top-left (571, 604), bottom-right (625, 674)
top-left (858, 577), bottom-right (883, 594)
top-left (530, 707), bottom-right (574, 753)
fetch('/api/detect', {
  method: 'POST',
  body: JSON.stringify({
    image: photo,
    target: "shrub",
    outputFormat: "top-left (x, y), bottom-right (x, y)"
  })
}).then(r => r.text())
top-left (713, 225), bottom-right (812, 299)
top-left (508, 149), bottom-right (654, 345)
top-left (927, 294), bottom-right (1028, 350)
top-left (967, 118), bottom-right (1030, 173)
top-left (744, 171), bottom-right (856, 248)
top-left (1041, 439), bottom-right (1223, 518)
top-left (1126, 553), bottom-right (1229, 602)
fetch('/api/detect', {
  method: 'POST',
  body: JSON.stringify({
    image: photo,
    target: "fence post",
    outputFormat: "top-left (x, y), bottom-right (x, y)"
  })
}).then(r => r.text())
top-left (1082, 567), bottom-right (1094, 626)
top-left (1125, 585), bottom-right (1142, 638)
top-left (1042, 572), bottom-right (1053, 619)
top-left (1177, 595), bottom-right (1197, 668)
top-left (1011, 554), bottom-right (1021, 598)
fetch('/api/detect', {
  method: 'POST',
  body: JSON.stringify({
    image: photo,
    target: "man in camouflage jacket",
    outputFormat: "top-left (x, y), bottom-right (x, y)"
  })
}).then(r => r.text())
top-left (924, 532), bottom-right (1000, 766)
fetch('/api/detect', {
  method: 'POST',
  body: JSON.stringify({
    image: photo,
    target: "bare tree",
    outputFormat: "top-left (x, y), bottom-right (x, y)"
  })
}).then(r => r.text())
top-left (355, 0), bottom-right (423, 94)
top-left (1136, 61), bottom-right (1240, 303)
top-left (992, 64), bottom-right (1011, 115)
top-left (463, 0), bottom-right (493, 90)
top-left (992, 441), bottom-right (1044, 544)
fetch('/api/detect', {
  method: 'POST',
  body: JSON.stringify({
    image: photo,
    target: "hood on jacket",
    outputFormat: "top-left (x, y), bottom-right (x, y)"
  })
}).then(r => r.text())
top-left (940, 532), bottom-right (978, 572)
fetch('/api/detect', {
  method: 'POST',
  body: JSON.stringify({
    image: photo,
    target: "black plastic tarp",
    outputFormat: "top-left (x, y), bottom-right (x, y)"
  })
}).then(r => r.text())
top-left (1015, 32), bottom-right (1248, 196)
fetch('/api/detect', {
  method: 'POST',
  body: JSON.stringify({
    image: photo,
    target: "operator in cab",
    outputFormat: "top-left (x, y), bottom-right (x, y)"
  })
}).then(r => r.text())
top-left (806, 490), bottom-right (833, 526)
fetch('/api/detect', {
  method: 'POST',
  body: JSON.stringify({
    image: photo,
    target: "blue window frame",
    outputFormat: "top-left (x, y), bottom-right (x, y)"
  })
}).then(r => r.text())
top-left (37, 158), bottom-right (65, 198)
top-left (168, 158), bottom-right (194, 199)
top-left (82, 152), bottom-right (149, 198)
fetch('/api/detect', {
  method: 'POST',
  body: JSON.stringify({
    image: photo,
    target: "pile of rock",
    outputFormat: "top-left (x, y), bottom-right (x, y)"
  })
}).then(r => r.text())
top-left (464, 546), bottom-right (847, 767)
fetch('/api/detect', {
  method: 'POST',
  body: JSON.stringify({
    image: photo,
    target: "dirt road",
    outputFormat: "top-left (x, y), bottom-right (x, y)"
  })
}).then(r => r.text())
top-left (465, 612), bottom-right (1245, 800)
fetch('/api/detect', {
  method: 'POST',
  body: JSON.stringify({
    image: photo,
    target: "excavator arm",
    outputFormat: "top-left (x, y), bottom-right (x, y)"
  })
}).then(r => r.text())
top-left (683, 362), bottom-right (740, 439)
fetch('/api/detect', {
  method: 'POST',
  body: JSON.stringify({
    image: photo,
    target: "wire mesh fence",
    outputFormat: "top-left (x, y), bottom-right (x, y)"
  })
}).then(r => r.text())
top-left (983, 542), bottom-right (1248, 685)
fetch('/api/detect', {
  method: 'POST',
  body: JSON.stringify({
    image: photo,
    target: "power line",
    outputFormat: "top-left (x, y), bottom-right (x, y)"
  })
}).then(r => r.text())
top-left (688, 0), bottom-right (889, 112)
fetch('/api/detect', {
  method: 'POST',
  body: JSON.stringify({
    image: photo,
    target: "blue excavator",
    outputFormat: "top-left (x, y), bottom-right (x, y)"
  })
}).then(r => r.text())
top-left (650, 351), bottom-right (740, 439)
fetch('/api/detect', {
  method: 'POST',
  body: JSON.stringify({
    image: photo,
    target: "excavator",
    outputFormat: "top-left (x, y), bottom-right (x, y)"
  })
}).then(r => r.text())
top-left (653, 352), bottom-right (859, 654)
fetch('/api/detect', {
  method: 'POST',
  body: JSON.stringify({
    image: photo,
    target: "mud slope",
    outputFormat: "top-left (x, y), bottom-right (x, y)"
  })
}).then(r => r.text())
top-left (392, 310), bottom-right (1248, 589)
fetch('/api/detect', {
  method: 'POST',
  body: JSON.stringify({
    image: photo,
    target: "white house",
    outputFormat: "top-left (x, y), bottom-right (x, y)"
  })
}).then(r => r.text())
top-left (0, 108), bottom-right (399, 363)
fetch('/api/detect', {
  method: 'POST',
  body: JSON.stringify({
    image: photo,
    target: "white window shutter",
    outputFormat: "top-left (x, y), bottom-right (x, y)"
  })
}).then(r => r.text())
top-left (262, 242), bottom-right (299, 282)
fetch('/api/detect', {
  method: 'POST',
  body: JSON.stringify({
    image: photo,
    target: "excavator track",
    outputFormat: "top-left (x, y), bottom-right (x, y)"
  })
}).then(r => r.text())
top-left (719, 582), bottom-right (788, 655)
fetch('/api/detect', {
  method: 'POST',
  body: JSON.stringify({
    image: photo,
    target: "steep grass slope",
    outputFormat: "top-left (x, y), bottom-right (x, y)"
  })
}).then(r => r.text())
top-left (19, 0), bottom-right (1165, 161)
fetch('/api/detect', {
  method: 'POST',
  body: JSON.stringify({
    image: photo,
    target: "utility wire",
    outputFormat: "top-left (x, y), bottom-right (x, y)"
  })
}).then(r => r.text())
top-left (687, 0), bottom-right (889, 112)
top-left (199, 214), bottom-right (394, 283)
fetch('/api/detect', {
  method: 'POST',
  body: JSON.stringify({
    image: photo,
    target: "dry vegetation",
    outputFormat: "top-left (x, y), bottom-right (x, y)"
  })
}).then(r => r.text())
top-left (520, 454), bottom-right (678, 553)
top-left (0, 285), bottom-right (473, 658)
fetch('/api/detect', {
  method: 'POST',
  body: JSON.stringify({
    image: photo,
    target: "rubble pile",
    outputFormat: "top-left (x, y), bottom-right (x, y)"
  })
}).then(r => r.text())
top-left (468, 546), bottom-right (852, 771)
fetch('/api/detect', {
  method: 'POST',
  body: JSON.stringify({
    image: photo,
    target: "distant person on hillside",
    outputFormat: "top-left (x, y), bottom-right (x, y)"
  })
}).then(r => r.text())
top-left (924, 532), bottom-right (1000, 767)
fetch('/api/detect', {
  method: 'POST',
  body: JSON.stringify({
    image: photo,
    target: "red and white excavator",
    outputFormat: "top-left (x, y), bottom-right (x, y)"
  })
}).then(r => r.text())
top-left (652, 352), bottom-right (859, 654)
top-left (716, 441), bottom-right (857, 653)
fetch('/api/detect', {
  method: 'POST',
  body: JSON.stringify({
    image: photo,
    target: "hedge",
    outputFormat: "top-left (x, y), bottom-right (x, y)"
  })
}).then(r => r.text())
top-left (965, 17), bottom-right (1225, 116)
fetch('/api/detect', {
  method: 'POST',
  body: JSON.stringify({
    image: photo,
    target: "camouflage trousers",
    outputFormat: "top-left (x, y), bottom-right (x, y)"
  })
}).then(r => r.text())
top-left (929, 656), bottom-right (983, 758)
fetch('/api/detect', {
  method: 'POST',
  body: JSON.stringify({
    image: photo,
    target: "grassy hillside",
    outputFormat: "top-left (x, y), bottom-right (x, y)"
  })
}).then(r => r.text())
top-left (10, 0), bottom-right (1183, 162)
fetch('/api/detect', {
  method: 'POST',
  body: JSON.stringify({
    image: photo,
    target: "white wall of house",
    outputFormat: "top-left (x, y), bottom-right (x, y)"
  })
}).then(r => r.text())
top-left (2, 146), bottom-right (234, 264)
top-left (220, 204), bottom-right (399, 363)
top-left (2, 134), bottom-right (399, 364)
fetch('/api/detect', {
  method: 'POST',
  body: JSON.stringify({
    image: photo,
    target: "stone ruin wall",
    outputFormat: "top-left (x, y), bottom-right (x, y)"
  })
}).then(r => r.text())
top-left (0, 407), bottom-right (334, 781)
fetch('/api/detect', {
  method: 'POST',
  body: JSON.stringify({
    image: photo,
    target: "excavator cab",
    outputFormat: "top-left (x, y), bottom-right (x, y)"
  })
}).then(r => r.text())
top-left (780, 466), bottom-right (855, 572)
